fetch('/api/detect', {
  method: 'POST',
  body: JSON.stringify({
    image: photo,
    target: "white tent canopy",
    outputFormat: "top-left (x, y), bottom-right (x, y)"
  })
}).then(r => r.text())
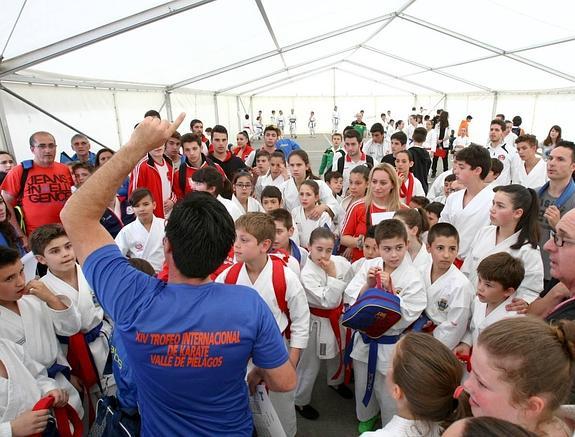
top-left (1, 0), bottom-right (574, 159)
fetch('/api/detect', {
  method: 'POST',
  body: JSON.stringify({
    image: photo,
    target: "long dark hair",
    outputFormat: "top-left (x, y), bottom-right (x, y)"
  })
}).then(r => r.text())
top-left (0, 195), bottom-right (21, 250)
top-left (288, 150), bottom-right (320, 180)
top-left (543, 125), bottom-right (562, 147)
top-left (493, 184), bottom-right (540, 249)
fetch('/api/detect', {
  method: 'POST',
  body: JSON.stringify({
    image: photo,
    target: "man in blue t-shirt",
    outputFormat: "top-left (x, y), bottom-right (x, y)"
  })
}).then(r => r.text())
top-left (60, 113), bottom-right (296, 436)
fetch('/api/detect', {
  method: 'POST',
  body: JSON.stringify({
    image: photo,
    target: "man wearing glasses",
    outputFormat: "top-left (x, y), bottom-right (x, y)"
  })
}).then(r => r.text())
top-left (536, 141), bottom-right (575, 292)
top-left (1, 131), bottom-right (73, 245)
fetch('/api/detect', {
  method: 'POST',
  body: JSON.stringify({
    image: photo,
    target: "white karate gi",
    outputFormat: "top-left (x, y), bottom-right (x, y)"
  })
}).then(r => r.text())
top-left (115, 215), bottom-right (165, 272)
top-left (345, 256), bottom-right (426, 423)
top-left (486, 142), bottom-right (517, 186)
top-left (426, 170), bottom-right (451, 201)
top-left (255, 172), bottom-right (287, 200)
top-left (423, 129), bottom-right (438, 154)
top-left (439, 185), bottom-right (495, 261)
top-left (399, 176), bottom-right (425, 204)
top-left (511, 158), bottom-right (548, 188)
top-left (424, 264), bottom-right (474, 349)
top-left (364, 140), bottom-right (389, 164)
top-left (216, 258), bottom-right (310, 437)
top-left (295, 256), bottom-right (353, 406)
top-left (0, 296), bottom-right (83, 417)
top-left (361, 415), bottom-right (441, 437)
top-left (461, 226), bottom-right (544, 303)
top-left (41, 267), bottom-right (112, 380)
top-left (291, 206), bottom-right (333, 248)
top-left (281, 178), bottom-right (343, 220)
top-left (462, 294), bottom-right (522, 347)
top-left (231, 194), bottom-right (264, 215)
top-left (410, 244), bottom-right (432, 276)
top-left (217, 195), bottom-right (244, 223)
top-left (0, 339), bottom-right (60, 437)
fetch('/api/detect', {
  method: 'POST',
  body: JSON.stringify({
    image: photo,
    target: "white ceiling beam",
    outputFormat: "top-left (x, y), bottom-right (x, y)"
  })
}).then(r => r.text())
top-left (240, 63), bottom-right (338, 96)
top-left (343, 60), bottom-right (444, 94)
top-left (166, 11), bottom-right (395, 91)
top-left (215, 46), bottom-right (358, 94)
top-left (0, 0), bottom-right (216, 79)
top-left (397, 13), bottom-right (575, 83)
top-left (343, 0), bottom-right (417, 62)
top-left (253, 0), bottom-right (287, 68)
top-left (0, 73), bottom-right (167, 91)
top-left (250, 66), bottom-right (337, 97)
top-left (335, 67), bottom-right (415, 96)
top-left (361, 45), bottom-right (493, 92)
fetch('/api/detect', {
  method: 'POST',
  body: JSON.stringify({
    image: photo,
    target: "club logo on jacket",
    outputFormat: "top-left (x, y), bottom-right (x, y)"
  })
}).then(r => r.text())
top-left (498, 154), bottom-right (506, 161)
top-left (437, 298), bottom-right (449, 312)
top-left (135, 242), bottom-right (144, 251)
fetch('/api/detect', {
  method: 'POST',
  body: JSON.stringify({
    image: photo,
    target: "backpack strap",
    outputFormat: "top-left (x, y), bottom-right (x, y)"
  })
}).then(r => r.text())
top-left (179, 163), bottom-right (187, 193)
top-left (539, 179), bottom-right (575, 209)
top-left (17, 160), bottom-right (34, 202)
top-left (224, 262), bottom-right (244, 284)
top-left (270, 257), bottom-right (290, 339)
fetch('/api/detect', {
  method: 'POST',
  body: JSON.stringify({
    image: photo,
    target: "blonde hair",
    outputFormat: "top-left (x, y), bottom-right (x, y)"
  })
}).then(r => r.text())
top-left (364, 163), bottom-right (402, 218)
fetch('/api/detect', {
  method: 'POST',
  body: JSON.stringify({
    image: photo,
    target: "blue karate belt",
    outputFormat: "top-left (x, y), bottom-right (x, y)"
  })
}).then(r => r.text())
top-left (47, 361), bottom-right (71, 380)
top-left (57, 321), bottom-right (103, 345)
top-left (344, 331), bottom-right (400, 406)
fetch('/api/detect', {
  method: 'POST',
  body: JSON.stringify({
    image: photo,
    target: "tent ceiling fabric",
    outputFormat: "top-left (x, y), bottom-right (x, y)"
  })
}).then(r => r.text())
top-left (1, 0), bottom-right (575, 96)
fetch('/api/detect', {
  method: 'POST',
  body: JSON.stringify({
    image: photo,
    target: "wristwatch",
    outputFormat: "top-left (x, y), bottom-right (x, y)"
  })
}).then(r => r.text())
top-left (356, 235), bottom-right (364, 249)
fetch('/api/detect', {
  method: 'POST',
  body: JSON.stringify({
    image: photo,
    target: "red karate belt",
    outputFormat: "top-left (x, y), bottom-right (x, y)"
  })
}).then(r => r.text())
top-left (31, 395), bottom-right (83, 437)
top-left (309, 303), bottom-right (344, 381)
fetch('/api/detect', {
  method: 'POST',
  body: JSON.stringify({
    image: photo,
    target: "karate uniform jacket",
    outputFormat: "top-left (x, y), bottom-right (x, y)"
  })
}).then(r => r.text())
top-left (462, 226), bottom-right (544, 302)
top-left (300, 256), bottom-right (353, 359)
top-left (424, 263), bottom-right (474, 349)
top-left (115, 215), bottom-right (166, 272)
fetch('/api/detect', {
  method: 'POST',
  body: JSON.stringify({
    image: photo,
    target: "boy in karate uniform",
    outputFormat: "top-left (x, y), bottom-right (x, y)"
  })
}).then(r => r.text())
top-left (115, 188), bottom-right (166, 272)
top-left (216, 213), bottom-right (309, 437)
top-left (31, 224), bottom-right (114, 396)
top-left (269, 208), bottom-right (309, 272)
top-left (0, 247), bottom-right (83, 417)
top-left (439, 145), bottom-right (494, 267)
top-left (0, 338), bottom-right (70, 436)
top-left (454, 252), bottom-right (524, 357)
top-left (423, 223), bottom-right (474, 350)
top-left (344, 219), bottom-right (426, 433)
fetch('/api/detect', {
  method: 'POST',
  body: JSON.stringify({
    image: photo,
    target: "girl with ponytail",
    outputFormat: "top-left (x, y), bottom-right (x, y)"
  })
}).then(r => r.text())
top-left (361, 332), bottom-right (469, 436)
top-left (460, 317), bottom-right (575, 437)
top-left (462, 184), bottom-right (543, 302)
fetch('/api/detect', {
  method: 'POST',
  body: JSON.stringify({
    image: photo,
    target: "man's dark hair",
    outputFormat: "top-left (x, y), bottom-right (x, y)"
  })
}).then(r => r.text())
top-left (261, 185), bottom-right (282, 202)
top-left (180, 132), bottom-right (203, 147)
top-left (264, 125), bottom-right (280, 136)
top-left (190, 119), bottom-right (203, 130)
top-left (390, 131), bottom-right (408, 146)
top-left (466, 115), bottom-right (473, 121)
top-left (425, 202), bottom-right (445, 220)
top-left (370, 123), bottom-right (384, 134)
top-left (324, 171), bottom-right (343, 183)
top-left (343, 128), bottom-right (362, 143)
top-left (412, 127), bottom-right (427, 144)
top-left (210, 125), bottom-right (228, 140)
top-left (0, 246), bottom-right (20, 269)
top-left (129, 188), bottom-right (154, 207)
top-left (490, 158), bottom-right (504, 177)
top-left (490, 119), bottom-right (506, 131)
top-left (29, 131), bottom-right (55, 148)
top-left (166, 192), bottom-right (235, 278)
top-left (555, 140), bottom-right (575, 162)
top-left (427, 222), bottom-right (459, 245)
top-left (144, 110), bottom-right (161, 119)
top-left (455, 145), bottom-right (491, 180)
top-left (192, 166), bottom-right (224, 196)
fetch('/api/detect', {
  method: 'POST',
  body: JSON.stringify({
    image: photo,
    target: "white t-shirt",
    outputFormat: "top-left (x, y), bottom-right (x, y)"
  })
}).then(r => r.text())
top-left (155, 160), bottom-right (171, 202)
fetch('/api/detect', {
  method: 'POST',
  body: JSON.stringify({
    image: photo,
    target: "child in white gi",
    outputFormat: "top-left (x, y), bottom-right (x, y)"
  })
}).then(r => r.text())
top-left (394, 208), bottom-right (431, 275)
top-left (455, 252), bottom-right (524, 358)
top-left (0, 247), bottom-right (83, 417)
top-left (423, 224), bottom-right (474, 350)
top-left (216, 213), bottom-right (310, 437)
top-left (0, 338), bottom-right (70, 437)
top-left (115, 188), bottom-right (165, 272)
top-left (345, 219), bottom-right (426, 434)
top-left (31, 224), bottom-right (114, 393)
top-left (351, 226), bottom-right (379, 276)
top-left (291, 180), bottom-right (333, 249)
top-left (295, 228), bottom-right (353, 420)
top-left (462, 184), bottom-right (543, 303)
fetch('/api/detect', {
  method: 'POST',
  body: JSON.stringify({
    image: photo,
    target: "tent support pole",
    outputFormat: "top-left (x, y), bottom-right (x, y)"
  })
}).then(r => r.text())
top-left (236, 95), bottom-right (242, 131)
top-left (0, 85), bottom-right (107, 147)
top-left (111, 91), bottom-right (123, 146)
top-left (164, 91), bottom-right (174, 121)
top-left (213, 94), bottom-right (219, 124)
top-left (491, 92), bottom-right (499, 118)
top-left (0, 95), bottom-right (14, 156)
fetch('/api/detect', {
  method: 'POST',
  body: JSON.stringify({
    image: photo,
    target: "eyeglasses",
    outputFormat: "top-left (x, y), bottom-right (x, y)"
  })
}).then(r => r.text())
top-left (235, 183), bottom-right (252, 189)
top-left (550, 230), bottom-right (575, 247)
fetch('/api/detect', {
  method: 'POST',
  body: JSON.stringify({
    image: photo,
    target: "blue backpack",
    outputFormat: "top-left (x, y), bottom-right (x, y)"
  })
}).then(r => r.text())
top-left (342, 276), bottom-right (402, 406)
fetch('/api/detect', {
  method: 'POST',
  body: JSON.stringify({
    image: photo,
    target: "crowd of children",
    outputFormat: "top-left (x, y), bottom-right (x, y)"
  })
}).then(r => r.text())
top-left (0, 107), bottom-right (574, 437)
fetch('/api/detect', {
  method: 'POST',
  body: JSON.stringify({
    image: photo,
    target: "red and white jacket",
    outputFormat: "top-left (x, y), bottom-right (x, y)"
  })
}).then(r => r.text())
top-left (173, 155), bottom-right (226, 201)
top-left (129, 154), bottom-right (176, 218)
